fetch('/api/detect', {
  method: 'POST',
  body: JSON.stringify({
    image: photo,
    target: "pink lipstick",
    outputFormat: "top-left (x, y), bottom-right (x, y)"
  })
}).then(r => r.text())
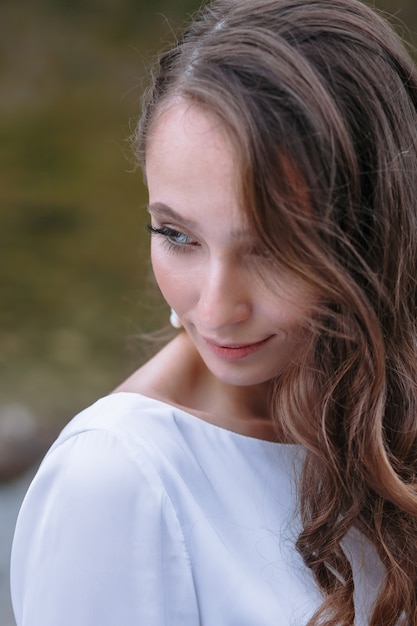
top-left (203, 336), bottom-right (272, 360)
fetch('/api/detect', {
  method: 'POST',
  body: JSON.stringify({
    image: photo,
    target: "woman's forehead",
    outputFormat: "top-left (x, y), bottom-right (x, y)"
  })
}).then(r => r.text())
top-left (147, 98), bottom-right (232, 155)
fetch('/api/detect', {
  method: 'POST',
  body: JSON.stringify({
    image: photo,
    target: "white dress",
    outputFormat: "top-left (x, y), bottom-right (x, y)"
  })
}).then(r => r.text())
top-left (11, 392), bottom-right (384, 625)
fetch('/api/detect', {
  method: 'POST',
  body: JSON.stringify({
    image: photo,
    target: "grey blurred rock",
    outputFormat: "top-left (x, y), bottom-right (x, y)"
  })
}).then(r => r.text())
top-left (0, 405), bottom-right (55, 484)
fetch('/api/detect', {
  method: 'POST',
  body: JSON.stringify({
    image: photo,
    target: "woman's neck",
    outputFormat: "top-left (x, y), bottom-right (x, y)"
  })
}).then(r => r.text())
top-left (115, 331), bottom-right (286, 442)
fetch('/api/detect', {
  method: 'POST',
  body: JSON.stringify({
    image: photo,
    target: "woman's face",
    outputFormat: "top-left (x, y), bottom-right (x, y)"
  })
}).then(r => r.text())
top-left (146, 100), bottom-right (312, 388)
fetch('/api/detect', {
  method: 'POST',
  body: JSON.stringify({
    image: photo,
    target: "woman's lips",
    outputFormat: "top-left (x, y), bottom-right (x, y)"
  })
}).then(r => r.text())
top-left (203, 336), bottom-right (273, 360)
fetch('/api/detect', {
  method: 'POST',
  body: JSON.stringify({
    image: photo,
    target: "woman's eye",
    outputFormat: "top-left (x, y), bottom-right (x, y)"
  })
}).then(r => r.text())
top-left (146, 224), bottom-right (198, 249)
top-left (168, 230), bottom-right (192, 245)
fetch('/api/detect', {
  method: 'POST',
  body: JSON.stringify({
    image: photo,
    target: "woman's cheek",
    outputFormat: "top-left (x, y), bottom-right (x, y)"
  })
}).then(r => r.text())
top-left (151, 244), bottom-right (195, 312)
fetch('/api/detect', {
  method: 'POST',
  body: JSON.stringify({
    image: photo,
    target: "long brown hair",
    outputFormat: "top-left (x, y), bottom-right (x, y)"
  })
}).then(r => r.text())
top-left (136, 1), bottom-right (417, 623)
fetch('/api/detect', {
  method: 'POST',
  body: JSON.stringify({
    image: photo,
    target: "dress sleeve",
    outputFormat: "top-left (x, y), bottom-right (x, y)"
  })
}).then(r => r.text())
top-left (10, 428), bottom-right (199, 626)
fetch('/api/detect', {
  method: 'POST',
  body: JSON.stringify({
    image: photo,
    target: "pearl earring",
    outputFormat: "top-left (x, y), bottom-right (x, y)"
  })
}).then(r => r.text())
top-left (170, 308), bottom-right (183, 329)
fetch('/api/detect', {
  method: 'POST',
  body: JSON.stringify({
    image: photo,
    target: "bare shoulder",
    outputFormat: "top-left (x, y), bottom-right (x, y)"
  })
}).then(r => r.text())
top-left (114, 332), bottom-right (206, 409)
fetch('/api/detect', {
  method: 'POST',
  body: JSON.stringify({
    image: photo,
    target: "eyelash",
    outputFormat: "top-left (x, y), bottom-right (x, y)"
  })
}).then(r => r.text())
top-left (146, 224), bottom-right (198, 252)
top-left (146, 224), bottom-right (272, 263)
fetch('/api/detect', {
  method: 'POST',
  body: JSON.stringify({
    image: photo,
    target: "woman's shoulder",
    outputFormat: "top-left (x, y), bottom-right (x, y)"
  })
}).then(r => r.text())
top-left (27, 393), bottom-right (179, 506)
top-left (58, 391), bottom-right (183, 445)
top-left (11, 391), bottom-right (200, 626)
top-left (44, 388), bottom-right (295, 515)
top-left (47, 391), bottom-right (201, 480)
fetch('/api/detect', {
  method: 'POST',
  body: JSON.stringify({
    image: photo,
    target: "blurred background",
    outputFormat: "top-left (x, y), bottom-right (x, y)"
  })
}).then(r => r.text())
top-left (1, 0), bottom-right (204, 451)
top-left (0, 0), bottom-right (416, 624)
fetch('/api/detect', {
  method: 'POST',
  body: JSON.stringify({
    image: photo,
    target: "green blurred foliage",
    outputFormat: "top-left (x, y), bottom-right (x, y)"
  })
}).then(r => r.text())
top-left (0, 0), bottom-right (416, 428)
top-left (0, 0), bottom-right (203, 426)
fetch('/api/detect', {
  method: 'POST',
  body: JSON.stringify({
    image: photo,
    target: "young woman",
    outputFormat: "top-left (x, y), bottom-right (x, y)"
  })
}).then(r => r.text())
top-left (11, 0), bottom-right (417, 624)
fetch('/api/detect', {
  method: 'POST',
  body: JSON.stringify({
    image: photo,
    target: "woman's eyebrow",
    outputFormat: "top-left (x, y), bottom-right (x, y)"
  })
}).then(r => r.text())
top-left (147, 202), bottom-right (252, 241)
top-left (147, 202), bottom-right (199, 229)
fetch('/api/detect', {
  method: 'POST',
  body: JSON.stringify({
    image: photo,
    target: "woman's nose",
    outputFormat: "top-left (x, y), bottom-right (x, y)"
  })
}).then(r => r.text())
top-left (197, 261), bottom-right (251, 330)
